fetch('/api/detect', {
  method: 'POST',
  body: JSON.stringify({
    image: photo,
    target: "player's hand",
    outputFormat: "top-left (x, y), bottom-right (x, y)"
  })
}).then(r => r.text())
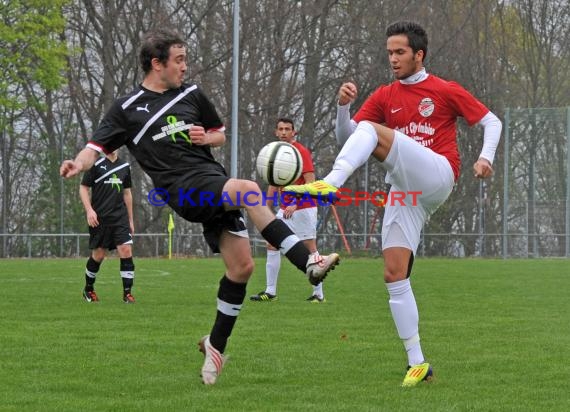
top-left (86, 209), bottom-right (99, 227)
top-left (283, 204), bottom-right (297, 219)
top-left (188, 125), bottom-right (208, 145)
top-left (130, 221), bottom-right (135, 235)
top-left (60, 160), bottom-right (81, 178)
top-left (473, 158), bottom-right (493, 179)
top-left (338, 82), bottom-right (358, 106)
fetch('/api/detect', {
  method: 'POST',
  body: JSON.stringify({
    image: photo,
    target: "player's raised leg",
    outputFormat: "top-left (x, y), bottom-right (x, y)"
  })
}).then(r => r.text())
top-left (284, 122), bottom-right (393, 197)
top-left (223, 178), bottom-right (340, 285)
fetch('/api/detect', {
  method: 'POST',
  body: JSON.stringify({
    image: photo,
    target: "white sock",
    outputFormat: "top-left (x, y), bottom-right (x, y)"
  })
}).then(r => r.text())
top-left (313, 282), bottom-right (324, 299)
top-left (307, 251), bottom-right (324, 298)
top-left (325, 122), bottom-right (378, 187)
top-left (265, 249), bottom-right (281, 295)
top-left (386, 278), bottom-right (425, 366)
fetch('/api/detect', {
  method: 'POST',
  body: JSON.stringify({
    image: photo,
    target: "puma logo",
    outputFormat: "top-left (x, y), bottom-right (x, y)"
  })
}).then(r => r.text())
top-left (99, 165), bottom-right (107, 170)
top-left (136, 104), bottom-right (150, 113)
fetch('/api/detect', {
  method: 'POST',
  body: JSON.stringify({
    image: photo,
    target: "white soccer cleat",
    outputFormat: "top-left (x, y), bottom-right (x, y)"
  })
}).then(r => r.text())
top-left (306, 253), bottom-right (340, 286)
top-left (198, 335), bottom-right (227, 385)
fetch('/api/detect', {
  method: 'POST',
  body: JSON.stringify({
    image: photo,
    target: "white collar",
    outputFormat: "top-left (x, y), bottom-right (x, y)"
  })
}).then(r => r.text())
top-left (399, 68), bottom-right (428, 85)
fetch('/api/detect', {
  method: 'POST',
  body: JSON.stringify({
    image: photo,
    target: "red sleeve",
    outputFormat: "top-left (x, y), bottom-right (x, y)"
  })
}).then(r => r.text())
top-left (294, 142), bottom-right (314, 174)
top-left (353, 86), bottom-right (388, 124)
top-left (445, 81), bottom-right (489, 125)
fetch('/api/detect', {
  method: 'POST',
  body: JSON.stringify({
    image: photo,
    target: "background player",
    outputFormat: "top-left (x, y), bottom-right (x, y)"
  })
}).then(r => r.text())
top-left (80, 150), bottom-right (135, 303)
top-left (250, 117), bottom-right (326, 303)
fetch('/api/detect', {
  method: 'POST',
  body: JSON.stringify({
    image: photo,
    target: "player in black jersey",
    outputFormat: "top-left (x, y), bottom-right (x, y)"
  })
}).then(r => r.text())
top-left (80, 150), bottom-right (135, 304)
top-left (60, 28), bottom-right (339, 385)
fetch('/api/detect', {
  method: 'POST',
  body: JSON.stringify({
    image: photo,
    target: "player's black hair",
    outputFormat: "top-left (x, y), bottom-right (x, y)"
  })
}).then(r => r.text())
top-left (139, 29), bottom-right (187, 74)
top-left (276, 117), bottom-right (295, 130)
top-left (386, 21), bottom-right (428, 61)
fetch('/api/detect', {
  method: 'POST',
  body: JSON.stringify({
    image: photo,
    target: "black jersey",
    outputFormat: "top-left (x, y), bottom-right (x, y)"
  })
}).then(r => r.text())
top-left (81, 156), bottom-right (132, 225)
top-left (88, 83), bottom-right (226, 191)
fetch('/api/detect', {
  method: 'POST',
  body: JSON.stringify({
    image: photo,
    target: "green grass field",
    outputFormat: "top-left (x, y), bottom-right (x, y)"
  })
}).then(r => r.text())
top-left (1, 257), bottom-right (569, 411)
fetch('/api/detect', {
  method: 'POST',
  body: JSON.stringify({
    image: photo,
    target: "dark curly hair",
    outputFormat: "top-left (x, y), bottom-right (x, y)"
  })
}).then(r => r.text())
top-left (386, 21), bottom-right (428, 61)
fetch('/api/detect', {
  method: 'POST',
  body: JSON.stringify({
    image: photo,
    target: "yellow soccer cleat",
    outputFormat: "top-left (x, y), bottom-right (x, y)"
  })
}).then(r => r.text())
top-left (306, 294), bottom-right (327, 303)
top-left (402, 362), bottom-right (433, 387)
top-left (249, 291), bottom-right (278, 302)
top-left (283, 180), bottom-right (339, 200)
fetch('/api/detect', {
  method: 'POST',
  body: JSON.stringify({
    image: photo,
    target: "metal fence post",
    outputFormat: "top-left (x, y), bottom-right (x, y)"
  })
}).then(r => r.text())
top-left (502, 108), bottom-right (510, 259)
top-left (566, 107), bottom-right (570, 257)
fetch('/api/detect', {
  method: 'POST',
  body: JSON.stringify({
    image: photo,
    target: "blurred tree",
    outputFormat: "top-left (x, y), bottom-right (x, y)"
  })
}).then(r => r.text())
top-left (0, 0), bottom-right (69, 256)
top-left (2, 0), bottom-right (570, 257)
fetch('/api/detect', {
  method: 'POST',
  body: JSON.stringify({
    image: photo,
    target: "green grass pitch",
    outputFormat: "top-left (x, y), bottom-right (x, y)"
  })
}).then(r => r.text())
top-left (1, 257), bottom-right (569, 411)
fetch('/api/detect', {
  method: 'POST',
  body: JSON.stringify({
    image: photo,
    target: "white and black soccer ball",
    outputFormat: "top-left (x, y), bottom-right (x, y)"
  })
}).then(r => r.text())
top-left (256, 141), bottom-right (303, 186)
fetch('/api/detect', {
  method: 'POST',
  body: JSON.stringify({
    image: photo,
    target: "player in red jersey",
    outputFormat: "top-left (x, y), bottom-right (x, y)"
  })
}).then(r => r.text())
top-left (285, 21), bottom-right (502, 386)
top-left (250, 118), bottom-right (326, 303)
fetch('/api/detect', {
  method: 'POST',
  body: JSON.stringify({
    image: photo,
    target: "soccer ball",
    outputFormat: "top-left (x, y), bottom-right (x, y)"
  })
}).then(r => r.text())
top-left (256, 141), bottom-right (303, 186)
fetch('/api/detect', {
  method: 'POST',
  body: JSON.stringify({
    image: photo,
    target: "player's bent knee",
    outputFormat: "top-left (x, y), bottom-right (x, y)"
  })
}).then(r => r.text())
top-left (384, 270), bottom-right (407, 283)
top-left (229, 258), bottom-right (255, 282)
top-left (116, 245), bottom-right (132, 259)
top-left (91, 249), bottom-right (105, 262)
top-left (235, 179), bottom-right (260, 193)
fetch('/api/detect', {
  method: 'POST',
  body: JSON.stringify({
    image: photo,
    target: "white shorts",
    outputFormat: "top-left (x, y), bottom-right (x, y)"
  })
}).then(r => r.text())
top-left (381, 131), bottom-right (455, 254)
top-left (276, 207), bottom-right (317, 240)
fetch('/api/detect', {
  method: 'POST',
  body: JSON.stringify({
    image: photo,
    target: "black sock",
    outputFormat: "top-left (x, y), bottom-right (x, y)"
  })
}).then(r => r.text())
top-left (120, 257), bottom-right (135, 294)
top-left (209, 276), bottom-right (246, 353)
top-left (260, 219), bottom-right (309, 272)
top-left (85, 257), bottom-right (101, 290)
top-left (121, 277), bottom-right (133, 294)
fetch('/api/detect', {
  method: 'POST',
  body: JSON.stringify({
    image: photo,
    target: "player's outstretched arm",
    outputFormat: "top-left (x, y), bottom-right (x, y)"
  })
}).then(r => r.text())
top-left (60, 148), bottom-right (99, 178)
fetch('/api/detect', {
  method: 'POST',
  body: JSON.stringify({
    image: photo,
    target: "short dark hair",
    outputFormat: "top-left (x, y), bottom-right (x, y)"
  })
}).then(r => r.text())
top-left (386, 21), bottom-right (428, 61)
top-left (276, 117), bottom-right (295, 130)
top-left (139, 29), bottom-right (186, 74)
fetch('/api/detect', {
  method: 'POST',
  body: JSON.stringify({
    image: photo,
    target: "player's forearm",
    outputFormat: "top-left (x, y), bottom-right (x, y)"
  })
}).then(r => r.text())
top-left (478, 112), bottom-right (502, 164)
top-left (207, 130), bottom-right (226, 147)
top-left (335, 104), bottom-right (357, 146)
top-left (123, 190), bottom-right (134, 222)
top-left (79, 185), bottom-right (94, 213)
top-left (74, 148), bottom-right (99, 172)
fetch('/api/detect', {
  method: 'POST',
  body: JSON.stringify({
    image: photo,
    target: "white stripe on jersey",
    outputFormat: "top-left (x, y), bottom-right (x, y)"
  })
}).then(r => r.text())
top-left (94, 162), bottom-right (130, 183)
top-left (121, 90), bottom-right (145, 110)
top-left (94, 157), bottom-right (106, 166)
top-left (132, 85), bottom-right (198, 145)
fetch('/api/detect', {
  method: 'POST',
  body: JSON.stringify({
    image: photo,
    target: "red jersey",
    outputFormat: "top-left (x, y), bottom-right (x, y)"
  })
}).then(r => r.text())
top-left (279, 140), bottom-right (316, 210)
top-left (353, 74), bottom-right (489, 180)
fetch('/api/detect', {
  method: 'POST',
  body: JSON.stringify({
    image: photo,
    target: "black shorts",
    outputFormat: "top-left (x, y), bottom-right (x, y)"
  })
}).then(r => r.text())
top-left (89, 223), bottom-right (132, 250)
top-left (202, 209), bottom-right (247, 253)
top-left (167, 172), bottom-right (247, 253)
